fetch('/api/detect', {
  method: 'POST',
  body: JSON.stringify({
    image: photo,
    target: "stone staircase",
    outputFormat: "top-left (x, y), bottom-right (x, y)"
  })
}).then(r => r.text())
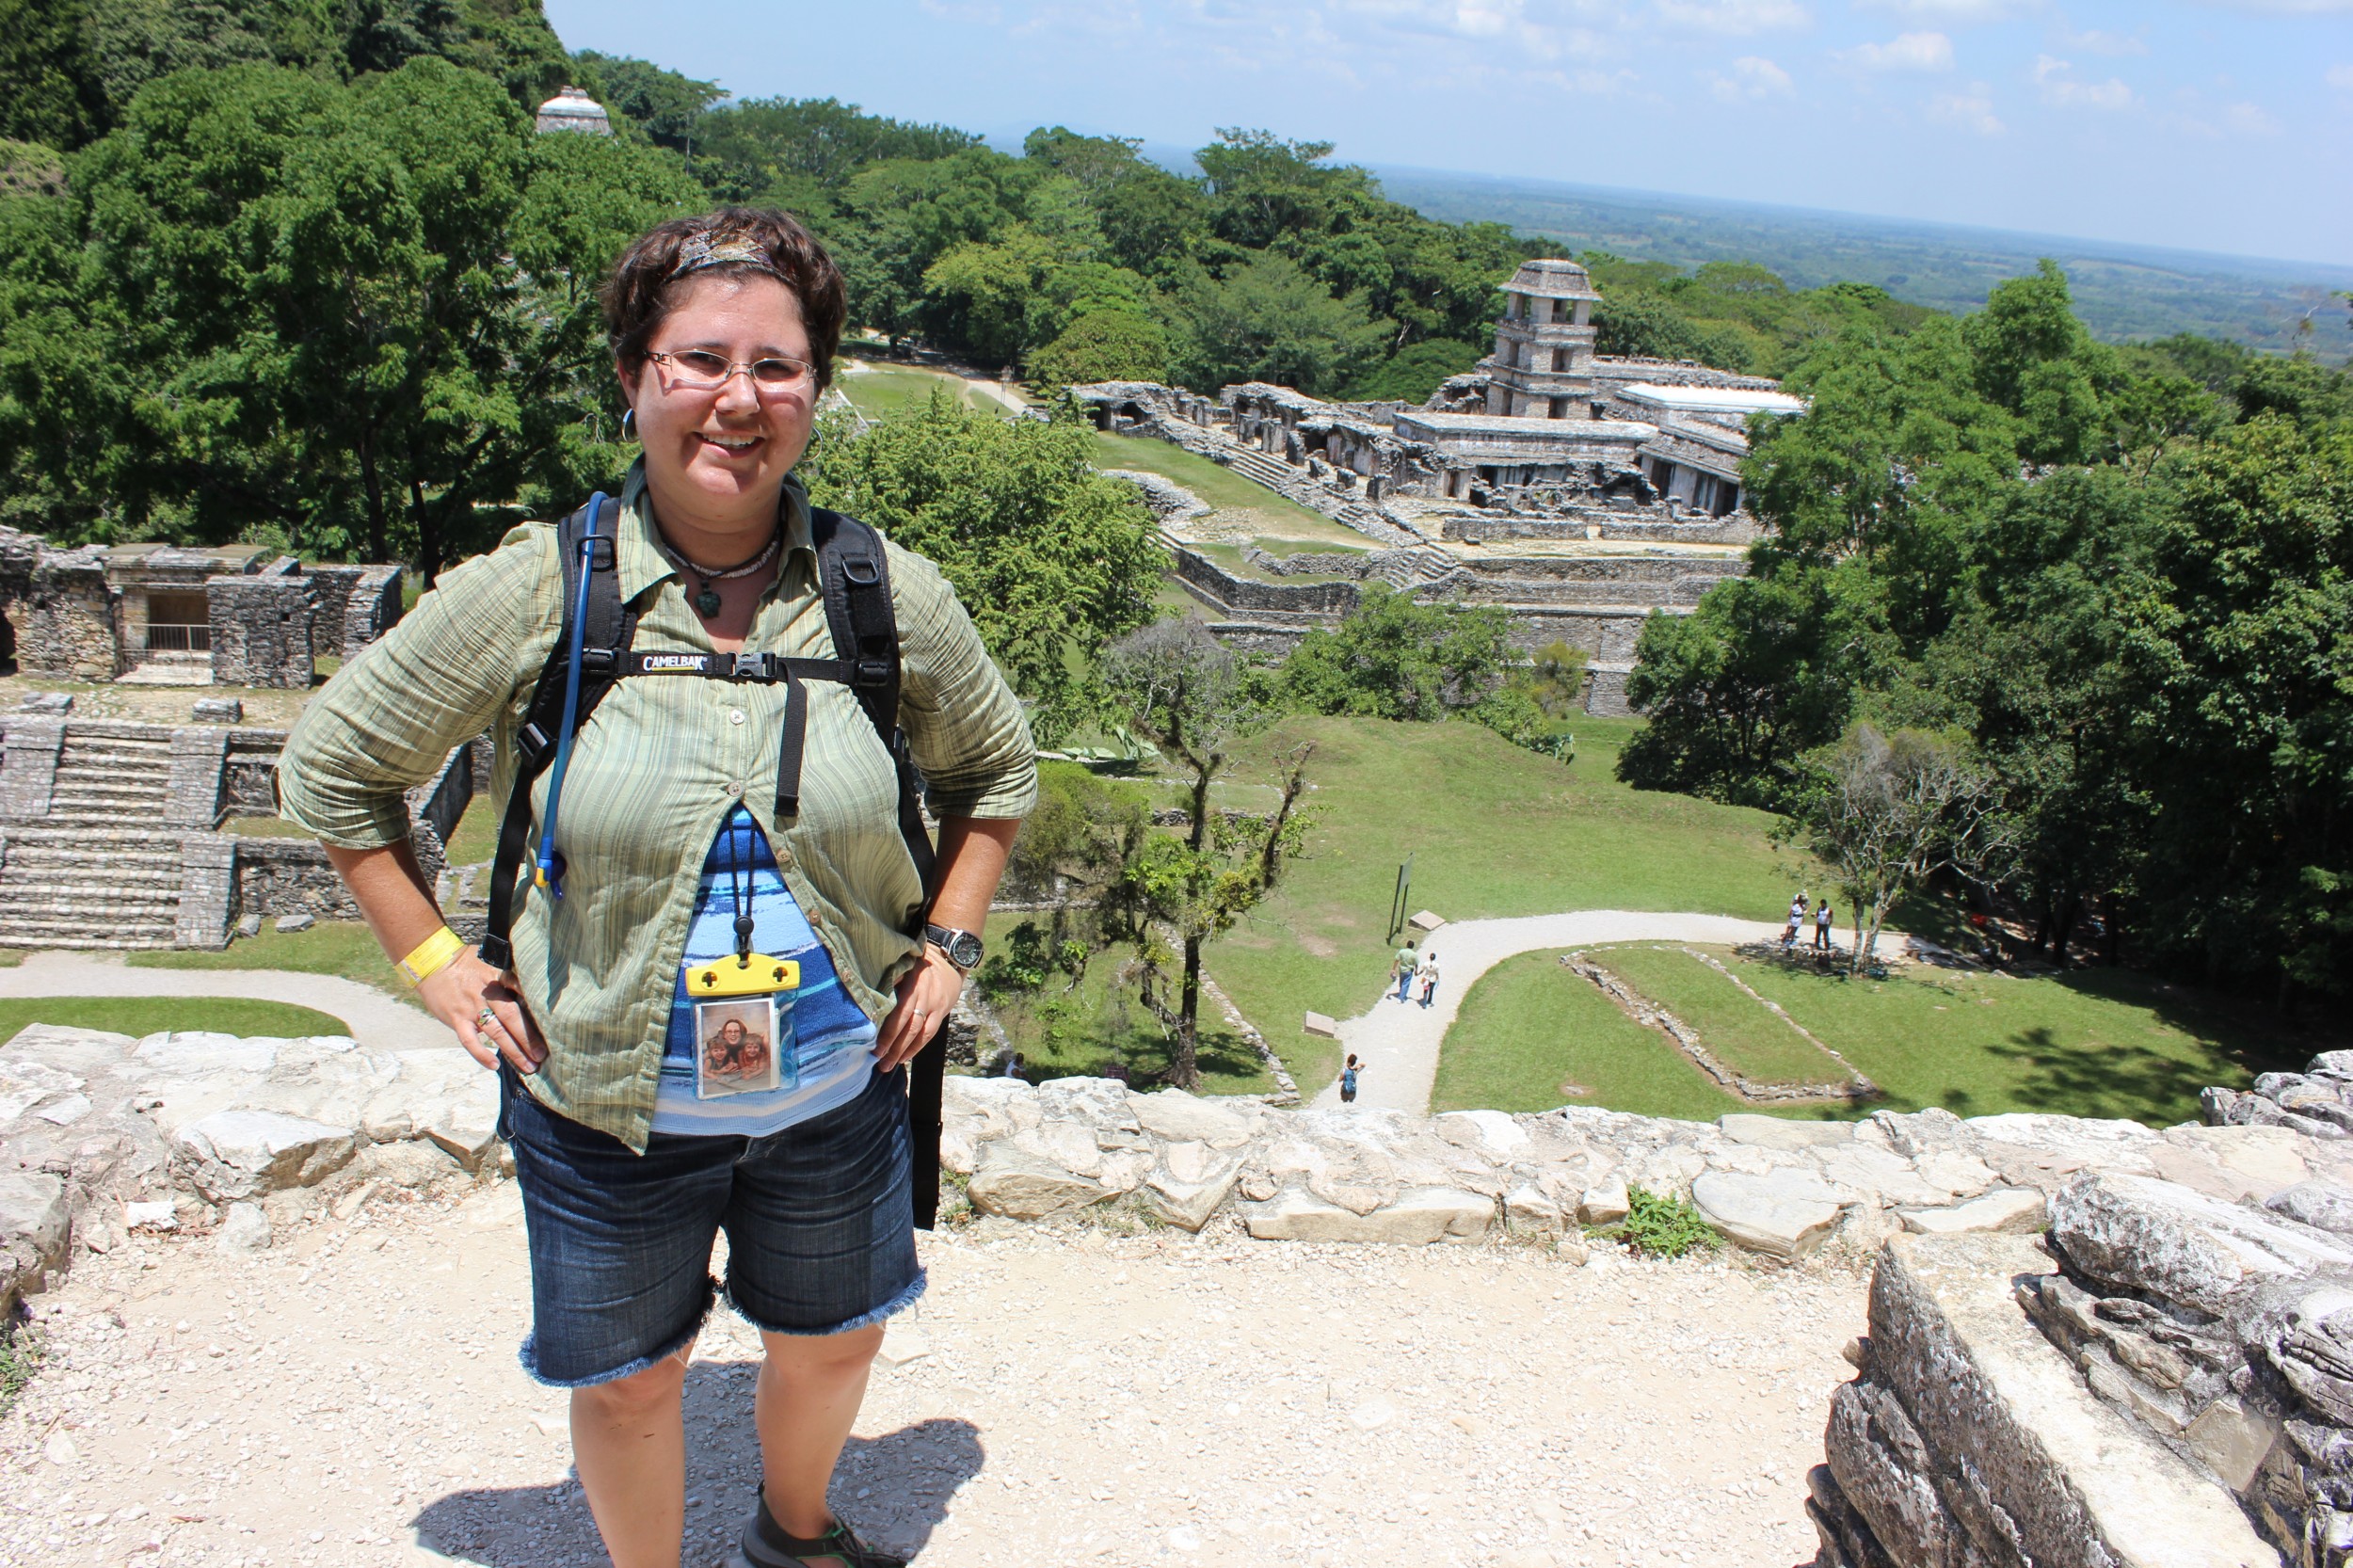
top-left (0, 728), bottom-right (183, 948)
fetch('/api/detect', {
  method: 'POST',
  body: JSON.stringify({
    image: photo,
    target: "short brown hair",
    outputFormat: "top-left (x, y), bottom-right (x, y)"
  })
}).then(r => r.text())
top-left (600, 207), bottom-right (848, 391)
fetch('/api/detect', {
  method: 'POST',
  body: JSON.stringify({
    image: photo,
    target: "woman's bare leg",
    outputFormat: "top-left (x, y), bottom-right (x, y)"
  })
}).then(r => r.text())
top-left (571, 1349), bottom-right (692, 1568)
top-left (755, 1323), bottom-right (887, 1557)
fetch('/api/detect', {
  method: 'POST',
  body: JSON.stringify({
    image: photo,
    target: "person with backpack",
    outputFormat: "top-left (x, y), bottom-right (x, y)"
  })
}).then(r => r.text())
top-left (1340, 1053), bottom-right (1363, 1104)
top-left (276, 209), bottom-right (1034, 1568)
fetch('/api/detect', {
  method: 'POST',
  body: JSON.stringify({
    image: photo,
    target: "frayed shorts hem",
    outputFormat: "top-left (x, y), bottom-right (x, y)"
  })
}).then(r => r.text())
top-left (726, 1267), bottom-right (927, 1339)
top-left (516, 1280), bottom-right (717, 1390)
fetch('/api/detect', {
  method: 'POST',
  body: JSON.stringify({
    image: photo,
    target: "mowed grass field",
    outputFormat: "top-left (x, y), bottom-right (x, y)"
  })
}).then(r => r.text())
top-left (1087, 432), bottom-right (1370, 551)
top-left (1202, 713), bottom-right (1798, 1095)
top-left (0, 997), bottom-right (351, 1041)
top-left (836, 362), bottom-right (1021, 420)
top-left (1434, 938), bottom-right (2311, 1128)
top-left (1589, 944), bottom-right (1850, 1087)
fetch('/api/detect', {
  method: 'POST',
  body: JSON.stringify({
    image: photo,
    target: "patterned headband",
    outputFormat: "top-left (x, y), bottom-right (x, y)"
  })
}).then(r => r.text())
top-left (666, 231), bottom-right (785, 284)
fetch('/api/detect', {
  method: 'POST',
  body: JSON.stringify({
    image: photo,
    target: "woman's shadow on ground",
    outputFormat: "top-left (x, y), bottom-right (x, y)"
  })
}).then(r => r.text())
top-left (414, 1358), bottom-right (984, 1565)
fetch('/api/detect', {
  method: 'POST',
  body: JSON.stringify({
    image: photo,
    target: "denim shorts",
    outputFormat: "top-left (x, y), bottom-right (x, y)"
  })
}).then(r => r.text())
top-left (498, 1062), bottom-right (925, 1388)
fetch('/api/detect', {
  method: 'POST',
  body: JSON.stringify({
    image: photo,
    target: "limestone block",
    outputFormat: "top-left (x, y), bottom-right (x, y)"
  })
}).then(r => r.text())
top-left (416, 1078), bottom-right (502, 1172)
top-left (1095, 1148), bottom-right (1153, 1195)
top-left (135, 1032), bottom-right (280, 1075)
top-left (2049, 1172), bottom-right (2353, 1318)
top-left (2156, 1125), bottom-right (2312, 1202)
top-left (1719, 1112), bottom-right (1854, 1152)
top-left (1241, 1186), bottom-right (1493, 1244)
top-left (355, 1139), bottom-right (464, 1189)
top-left (1144, 1151), bottom-right (1241, 1232)
top-left (1303, 1012), bottom-right (1337, 1039)
top-left (1913, 1151), bottom-right (1999, 1200)
top-left (938, 1128), bottom-right (977, 1176)
top-left (4, 1024), bottom-right (135, 1078)
top-left (2183, 1396), bottom-right (2280, 1493)
top-left (1867, 1231), bottom-right (2284, 1568)
top-left (968, 1138), bottom-right (1112, 1220)
top-left (1691, 1169), bottom-right (1846, 1259)
top-left (1820, 1379), bottom-right (1979, 1568)
top-left (1625, 1142), bottom-right (1707, 1196)
top-left (1035, 1076), bottom-right (1142, 1135)
top-left (1816, 1144), bottom-right (1952, 1208)
top-left (1504, 1184), bottom-right (1563, 1238)
top-left (1436, 1110), bottom-right (1531, 1159)
top-left (1031, 1123), bottom-right (1104, 1179)
top-left (0, 1171), bottom-right (69, 1312)
top-left (171, 1110), bottom-right (356, 1201)
top-left (1897, 1188), bottom-right (2047, 1236)
top-left (1407, 910), bottom-right (1446, 933)
top-left (1578, 1174), bottom-right (1630, 1225)
top-left (0, 1058), bottom-right (85, 1123)
top-left (1870, 1108), bottom-right (1971, 1160)
top-left (943, 1075), bottom-right (1041, 1136)
top-left (1127, 1087), bottom-right (1257, 1148)
top-left (2262, 1179), bottom-right (2353, 1236)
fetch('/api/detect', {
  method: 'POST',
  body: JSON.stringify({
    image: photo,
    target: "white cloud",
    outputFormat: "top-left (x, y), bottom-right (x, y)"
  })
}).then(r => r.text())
top-left (1929, 83), bottom-right (2006, 132)
top-left (2175, 0), bottom-right (2353, 12)
top-left (1858, 0), bottom-right (2034, 22)
top-left (2226, 101), bottom-right (2283, 133)
top-left (2329, 63), bottom-right (2353, 88)
top-left (1709, 54), bottom-right (1797, 98)
top-left (2034, 54), bottom-right (2134, 108)
top-left (1650, 0), bottom-right (1812, 35)
top-left (1841, 30), bottom-right (1955, 69)
top-left (2052, 21), bottom-right (2147, 56)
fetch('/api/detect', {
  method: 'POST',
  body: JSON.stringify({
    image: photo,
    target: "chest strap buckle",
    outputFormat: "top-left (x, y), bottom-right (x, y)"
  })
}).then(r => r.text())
top-left (730, 651), bottom-right (769, 681)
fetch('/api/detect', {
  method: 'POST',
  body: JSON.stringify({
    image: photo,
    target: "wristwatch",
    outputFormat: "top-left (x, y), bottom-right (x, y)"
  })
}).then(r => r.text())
top-left (921, 921), bottom-right (985, 974)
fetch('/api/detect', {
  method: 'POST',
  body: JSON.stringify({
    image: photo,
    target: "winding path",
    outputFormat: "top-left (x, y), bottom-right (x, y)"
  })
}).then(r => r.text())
top-left (1310, 910), bottom-right (1831, 1113)
top-left (0, 949), bottom-right (455, 1052)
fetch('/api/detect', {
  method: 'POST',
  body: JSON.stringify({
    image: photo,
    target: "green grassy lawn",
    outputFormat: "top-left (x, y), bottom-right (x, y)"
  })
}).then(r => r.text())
top-left (221, 814), bottom-right (315, 840)
top-left (1, 997), bottom-right (350, 1040)
top-left (1202, 714), bottom-right (1800, 1095)
top-left (443, 792), bottom-right (499, 866)
top-left (837, 363), bottom-right (1017, 421)
top-left (1189, 540), bottom-right (1361, 585)
top-left (1433, 949), bottom-right (1742, 1120)
top-left (979, 951), bottom-right (1273, 1096)
top-left (1433, 936), bottom-right (2313, 1127)
top-left (128, 920), bottom-right (416, 1002)
top-left (1732, 949), bottom-right (2306, 1126)
top-left (1586, 943), bottom-right (1850, 1086)
top-left (1087, 433), bottom-right (1364, 545)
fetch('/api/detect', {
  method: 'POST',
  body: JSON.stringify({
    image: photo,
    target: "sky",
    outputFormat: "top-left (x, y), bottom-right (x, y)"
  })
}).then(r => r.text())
top-left (541, 0), bottom-right (2352, 267)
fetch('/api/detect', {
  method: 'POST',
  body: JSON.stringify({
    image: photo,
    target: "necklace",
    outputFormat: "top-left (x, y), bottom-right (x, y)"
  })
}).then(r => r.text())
top-left (664, 530), bottom-right (781, 617)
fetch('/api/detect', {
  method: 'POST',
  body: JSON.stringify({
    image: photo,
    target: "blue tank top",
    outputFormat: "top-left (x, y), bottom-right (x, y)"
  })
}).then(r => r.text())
top-left (649, 806), bottom-right (879, 1137)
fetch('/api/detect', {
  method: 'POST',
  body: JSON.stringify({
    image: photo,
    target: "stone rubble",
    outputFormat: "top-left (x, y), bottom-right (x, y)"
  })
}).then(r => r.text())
top-left (1811, 1048), bottom-right (2353, 1568)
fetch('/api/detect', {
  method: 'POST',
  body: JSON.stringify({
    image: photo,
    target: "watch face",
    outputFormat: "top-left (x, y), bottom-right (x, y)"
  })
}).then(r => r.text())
top-left (948, 931), bottom-right (985, 970)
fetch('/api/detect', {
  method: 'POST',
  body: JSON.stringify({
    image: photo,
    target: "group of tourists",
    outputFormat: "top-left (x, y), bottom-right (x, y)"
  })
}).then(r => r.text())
top-left (1392, 941), bottom-right (1441, 1007)
top-left (1784, 891), bottom-right (1837, 952)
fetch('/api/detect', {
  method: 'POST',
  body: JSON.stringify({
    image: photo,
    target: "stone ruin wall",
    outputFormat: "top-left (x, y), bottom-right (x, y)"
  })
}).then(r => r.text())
top-left (7, 1016), bottom-right (2349, 1568)
top-left (206, 574), bottom-right (315, 690)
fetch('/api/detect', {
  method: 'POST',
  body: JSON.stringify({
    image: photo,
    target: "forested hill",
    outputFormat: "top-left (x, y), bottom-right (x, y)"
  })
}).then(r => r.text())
top-left (0, 0), bottom-right (2346, 573)
top-left (1369, 165), bottom-right (2353, 365)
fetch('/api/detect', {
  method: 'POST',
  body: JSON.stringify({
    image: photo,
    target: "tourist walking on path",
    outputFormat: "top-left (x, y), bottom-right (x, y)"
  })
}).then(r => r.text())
top-left (1784, 892), bottom-right (1807, 951)
top-left (1340, 1053), bottom-right (1362, 1104)
top-left (277, 209), bottom-right (1035, 1568)
top-left (1417, 951), bottom-right (1440, 1008)
top-left (1814, 900), bottom-right (1835, 952)
top-left (1394, 942), bottom-right (1418, 1002)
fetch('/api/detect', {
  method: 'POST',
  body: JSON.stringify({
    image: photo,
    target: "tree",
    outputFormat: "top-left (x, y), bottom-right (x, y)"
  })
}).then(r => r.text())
top-left (1026, 310), bottom-right (1169, 387)
top-left (1280, 583), bottom-right (1513, 721)
top-left (573, 50), bottom-right (721, 156)
top-left (1781, 722), bottom-right (2010, 972)
top-left (1166, 251), bottom-right (1387, 395)
top-left (1097, 619), bottom-right (1309, 1089)
top-left (1339, 338), bottom-right (1482, 403)
top-left (799, 394), bottom-right (1165, 742)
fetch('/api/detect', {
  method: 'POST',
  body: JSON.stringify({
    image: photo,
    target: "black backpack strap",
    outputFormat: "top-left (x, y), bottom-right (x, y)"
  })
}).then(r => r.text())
top-left (809, 506), bottom-right (947, 1230)
top-left (479, 497), bottom-right (637, 971)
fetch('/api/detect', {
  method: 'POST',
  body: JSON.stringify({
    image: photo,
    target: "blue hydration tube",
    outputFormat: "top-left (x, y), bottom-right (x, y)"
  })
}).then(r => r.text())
top-left (534, 491), bottom-right (608, 898)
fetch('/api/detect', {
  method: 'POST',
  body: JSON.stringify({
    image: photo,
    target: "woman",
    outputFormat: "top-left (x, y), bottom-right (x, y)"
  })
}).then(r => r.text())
top-left (277, 209), bottom-right (1035, 1568)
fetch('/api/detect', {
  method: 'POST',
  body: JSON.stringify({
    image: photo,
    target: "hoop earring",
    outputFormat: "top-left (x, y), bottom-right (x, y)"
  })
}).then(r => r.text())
top-left (620, 407), bottom-right (637, 440)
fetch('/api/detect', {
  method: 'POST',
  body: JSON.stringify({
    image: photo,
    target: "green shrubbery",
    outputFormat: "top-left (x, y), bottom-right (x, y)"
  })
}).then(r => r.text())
top-left (1598, 1187), bottom-right (1722, 1258)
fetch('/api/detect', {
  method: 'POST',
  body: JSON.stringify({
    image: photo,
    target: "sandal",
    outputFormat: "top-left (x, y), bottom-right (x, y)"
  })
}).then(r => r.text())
top-left (740, 1485), bottom-right (906, 1568)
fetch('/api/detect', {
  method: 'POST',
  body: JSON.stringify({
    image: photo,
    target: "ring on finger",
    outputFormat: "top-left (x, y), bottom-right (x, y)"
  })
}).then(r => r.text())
top-left (477, 1007), bottom-right (501, 1036)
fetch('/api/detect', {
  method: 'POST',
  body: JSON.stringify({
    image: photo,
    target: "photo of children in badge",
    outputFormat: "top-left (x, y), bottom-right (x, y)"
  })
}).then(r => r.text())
top-left (696, 999), bottom-right (782, 1096)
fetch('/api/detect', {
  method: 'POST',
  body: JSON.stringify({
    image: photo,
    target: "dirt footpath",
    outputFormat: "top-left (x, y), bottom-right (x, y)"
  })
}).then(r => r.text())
top-left (0, 1186), bottom-right (1865, 1567)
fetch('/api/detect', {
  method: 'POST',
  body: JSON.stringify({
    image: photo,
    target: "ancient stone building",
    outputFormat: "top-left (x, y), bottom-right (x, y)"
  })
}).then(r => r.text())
top-left (0, 528), bottom-right (402, 690)
top-left (534, 86), bottom-right (611, 136)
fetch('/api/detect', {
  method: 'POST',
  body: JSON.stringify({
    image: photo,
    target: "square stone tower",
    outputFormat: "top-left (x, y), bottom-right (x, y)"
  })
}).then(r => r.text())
top-left (1485, 259), bottom-right (1604, 420)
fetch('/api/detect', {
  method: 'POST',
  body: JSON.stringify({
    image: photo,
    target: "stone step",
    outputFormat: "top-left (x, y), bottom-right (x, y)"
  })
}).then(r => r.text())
top-left (3, 823), bottom-right (190, 845)
top-left (46, 785), bottom-right (173, 806)
top-left (0, 880), bottom-right (185, 904)
top-left (0, 925), bottom-right (178, 949)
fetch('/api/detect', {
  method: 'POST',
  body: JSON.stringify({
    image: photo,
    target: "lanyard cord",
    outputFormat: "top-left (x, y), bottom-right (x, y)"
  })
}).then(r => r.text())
top-left (728, 809), bottom-right (756, 965)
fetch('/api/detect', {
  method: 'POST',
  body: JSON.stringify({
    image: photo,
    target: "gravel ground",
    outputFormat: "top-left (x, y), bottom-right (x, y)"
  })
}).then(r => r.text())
top-left (0, 1185), bottom-right (1865, 1567)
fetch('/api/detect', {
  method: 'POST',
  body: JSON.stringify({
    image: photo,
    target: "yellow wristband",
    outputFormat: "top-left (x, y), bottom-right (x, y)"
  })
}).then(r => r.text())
top-left (395, 926), bottom-right (467, 988)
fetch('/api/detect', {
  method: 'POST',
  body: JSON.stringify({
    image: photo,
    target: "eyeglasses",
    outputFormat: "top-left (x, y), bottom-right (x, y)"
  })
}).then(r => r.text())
top-left (643, 349), bottom-right (816, 392)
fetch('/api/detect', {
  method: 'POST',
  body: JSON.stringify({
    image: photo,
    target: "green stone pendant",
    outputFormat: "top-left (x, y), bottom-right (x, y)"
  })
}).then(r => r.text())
top-left (695, 586), bottom-right (722, 617)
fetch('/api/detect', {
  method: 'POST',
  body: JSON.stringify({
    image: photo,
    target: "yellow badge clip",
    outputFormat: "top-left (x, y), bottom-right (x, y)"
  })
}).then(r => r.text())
top-left (688, 953), bottom-right (801, 999)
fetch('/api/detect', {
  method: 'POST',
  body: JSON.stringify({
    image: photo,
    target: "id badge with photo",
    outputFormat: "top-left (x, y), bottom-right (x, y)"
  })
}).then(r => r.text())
top-left (685, 954), bottom-right (801, 1100)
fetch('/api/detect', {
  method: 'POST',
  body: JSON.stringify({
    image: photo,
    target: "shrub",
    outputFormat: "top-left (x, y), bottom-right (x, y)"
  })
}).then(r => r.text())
top-left (1602, 1186), bottom-right (1721, 1258)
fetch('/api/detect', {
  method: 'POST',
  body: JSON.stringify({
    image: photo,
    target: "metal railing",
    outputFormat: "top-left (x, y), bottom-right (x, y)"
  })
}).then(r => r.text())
top-left (141, 623), bottom-right (211, 653)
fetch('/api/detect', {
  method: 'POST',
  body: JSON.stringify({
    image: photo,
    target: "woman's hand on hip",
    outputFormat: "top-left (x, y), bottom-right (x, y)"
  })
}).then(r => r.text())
top-left (875, 945), bottom-right (961, 1073)
top-left (420, 952), bottom-right (548, 1074)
